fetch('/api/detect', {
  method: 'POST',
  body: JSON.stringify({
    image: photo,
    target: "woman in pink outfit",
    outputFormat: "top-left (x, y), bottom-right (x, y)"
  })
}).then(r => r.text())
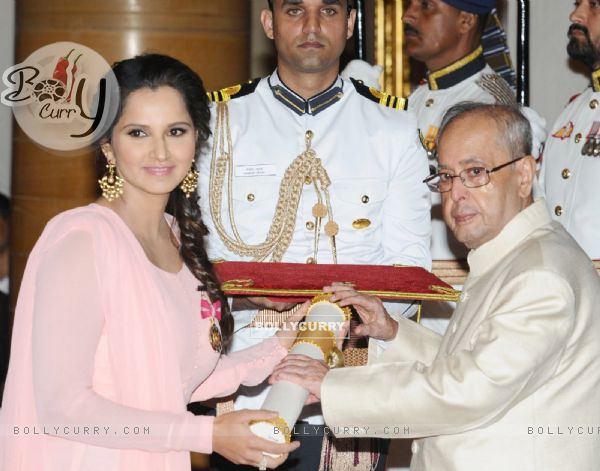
top-left (0, 54), bottom-right (301, 470)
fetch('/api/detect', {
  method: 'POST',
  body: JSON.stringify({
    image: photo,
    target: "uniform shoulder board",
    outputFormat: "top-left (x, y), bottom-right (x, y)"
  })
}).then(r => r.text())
top-left (475, 73), bottom-right (515, 105)
top-left (207, 78), bottom-right (261, 103)
top-left (350, 78), bottom-right (407, 110)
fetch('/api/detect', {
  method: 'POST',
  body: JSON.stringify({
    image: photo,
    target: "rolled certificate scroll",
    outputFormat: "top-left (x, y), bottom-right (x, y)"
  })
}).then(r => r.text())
top-left (250, 293), bottom-right (351, 446)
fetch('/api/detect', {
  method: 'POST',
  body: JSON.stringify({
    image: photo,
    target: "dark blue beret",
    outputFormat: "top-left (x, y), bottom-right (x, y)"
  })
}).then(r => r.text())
top-left (442, 0), bottom-right (496, 14)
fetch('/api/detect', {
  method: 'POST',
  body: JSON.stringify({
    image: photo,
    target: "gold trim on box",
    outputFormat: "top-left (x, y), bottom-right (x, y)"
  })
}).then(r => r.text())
top-left (250, 416), bottom-right (292, 444)
top-left (220, 286), bottom-right (459, 302)
top-left (429, 285), bottom-right (461, 300)
top-left (221, 278), bottom-right (255, 289)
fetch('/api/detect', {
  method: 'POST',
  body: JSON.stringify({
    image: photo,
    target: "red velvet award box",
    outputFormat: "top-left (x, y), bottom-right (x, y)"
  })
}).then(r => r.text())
top-left (214, 261), bottom-right (459, 302)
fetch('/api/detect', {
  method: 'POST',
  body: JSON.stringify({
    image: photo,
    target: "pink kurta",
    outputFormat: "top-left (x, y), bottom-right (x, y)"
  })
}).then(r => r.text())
top-left (0, 204), bottom-right (287, 471)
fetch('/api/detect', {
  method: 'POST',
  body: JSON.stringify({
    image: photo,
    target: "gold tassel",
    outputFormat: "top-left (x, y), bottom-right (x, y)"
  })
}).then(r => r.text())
top-left (180, 165), bottom-right (199, 198)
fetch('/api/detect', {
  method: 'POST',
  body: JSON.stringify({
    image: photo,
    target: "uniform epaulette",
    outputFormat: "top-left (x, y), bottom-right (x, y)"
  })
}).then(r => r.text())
top-left (475, 73), bottom-right (515, 105)
top-left (350, 78), bottom-right (407, 110)
top-left (207, 78), bottom-right (261, 103)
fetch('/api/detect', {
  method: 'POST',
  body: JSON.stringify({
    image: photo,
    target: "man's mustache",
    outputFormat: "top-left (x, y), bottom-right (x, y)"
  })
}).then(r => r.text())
top-left (298, 33), bottom-right (324, 44)
top-left (568, 23), bottom-right (590, 40)
top-left (404, 23), bottom-right (420, 37)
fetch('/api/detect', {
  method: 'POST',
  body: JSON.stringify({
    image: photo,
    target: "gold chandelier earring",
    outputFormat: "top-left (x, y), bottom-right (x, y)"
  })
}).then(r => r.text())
top-left (180, 164), bottom-right (199, 198)
top-left (98, 161), bottom-right (124, 202)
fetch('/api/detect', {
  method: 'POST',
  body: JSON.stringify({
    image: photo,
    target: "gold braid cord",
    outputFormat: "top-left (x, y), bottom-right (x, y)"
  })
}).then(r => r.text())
top-left (209, 102), bottom-right (338, 263)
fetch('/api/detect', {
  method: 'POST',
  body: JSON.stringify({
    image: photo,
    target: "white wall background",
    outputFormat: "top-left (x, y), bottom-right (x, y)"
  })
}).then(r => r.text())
top-left (503, 0), bottom-right (588, 127)
top-left (0, 0), bottom-right (14, 196)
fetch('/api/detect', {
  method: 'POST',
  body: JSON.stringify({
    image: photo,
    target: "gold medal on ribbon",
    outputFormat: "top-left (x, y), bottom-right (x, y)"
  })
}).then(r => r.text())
top-left (209, 317), bottom-right (223, 353)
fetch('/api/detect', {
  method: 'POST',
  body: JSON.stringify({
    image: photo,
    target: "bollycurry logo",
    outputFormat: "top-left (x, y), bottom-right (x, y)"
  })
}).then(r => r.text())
top-left (1, 41), bottom-right (120, 152)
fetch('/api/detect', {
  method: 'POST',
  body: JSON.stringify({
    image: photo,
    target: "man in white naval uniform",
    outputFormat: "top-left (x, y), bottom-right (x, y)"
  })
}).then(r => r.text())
top-left (402, 0), bottom-right (546, 333)
top-left (197, 0), bottom-right (431, 469)
top-left (540, 0), bottom-right (600, 261)
top-left (272, 103), bottom-right (600, 471)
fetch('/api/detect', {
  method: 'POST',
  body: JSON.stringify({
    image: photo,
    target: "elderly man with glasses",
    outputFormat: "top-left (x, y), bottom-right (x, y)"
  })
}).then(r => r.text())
top-left (272, 102), bottom-right (600, 471)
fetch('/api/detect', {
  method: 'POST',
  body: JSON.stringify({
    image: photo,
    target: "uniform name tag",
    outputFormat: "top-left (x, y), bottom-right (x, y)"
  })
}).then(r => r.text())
top-left (235, 164), bottom-right (277, 177)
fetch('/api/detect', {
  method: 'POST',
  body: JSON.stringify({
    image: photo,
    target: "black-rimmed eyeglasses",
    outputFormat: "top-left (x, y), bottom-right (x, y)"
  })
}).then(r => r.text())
top-left (423, 156), bottom-right (526, 193)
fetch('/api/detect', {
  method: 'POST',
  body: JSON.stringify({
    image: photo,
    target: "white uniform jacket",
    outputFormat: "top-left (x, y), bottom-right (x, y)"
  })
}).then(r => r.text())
top-left (199, 72), bottom-right (431, 269)
top-left (322, 199), bottom-right (600, 471)
top-left (198, 71), bottom-right (431, 418)
top-left (540, 79), bottom-right (600, 259)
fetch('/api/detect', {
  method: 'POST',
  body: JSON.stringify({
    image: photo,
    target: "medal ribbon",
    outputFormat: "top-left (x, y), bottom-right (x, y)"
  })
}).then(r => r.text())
top-left (585, 121), bottom-right (600, 141)
top-left (582, 121), bottom-right (600, 156)
top-left (200, 296), bottom-right (222, 321)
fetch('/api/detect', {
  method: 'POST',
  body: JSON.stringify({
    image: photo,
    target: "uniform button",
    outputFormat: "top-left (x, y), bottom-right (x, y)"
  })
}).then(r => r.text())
top-left (575, 133), bottom-right (582, 144)
top-left (352, 218), bottom-right (371, 229)
top-left (306, 257), bottom-right (316, 264)
top-left (306, 221), bottom-right (315, 230)
top-left (591, 99), bottom-right (599, 109)
top-left (361, 195), bottom-right (370, 204)
top-left (305, 176), bottom-right (312, 185)
top-left (425, 98), bottom-right (434, 107)
top-left (411, 441), bottom-right (419, 453)
top-left (555, 205), bottom-right (563, 216)
top-left (247, 193), bottom-right (255, 202)
top-left (561, 168), bottom-right (571, 179)
top-left (305, 130), bottom-right (314, 140)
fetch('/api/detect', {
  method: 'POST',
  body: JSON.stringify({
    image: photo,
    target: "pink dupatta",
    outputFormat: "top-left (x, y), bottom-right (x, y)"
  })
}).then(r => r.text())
top-left (1, 205), bottom-right (196, 470)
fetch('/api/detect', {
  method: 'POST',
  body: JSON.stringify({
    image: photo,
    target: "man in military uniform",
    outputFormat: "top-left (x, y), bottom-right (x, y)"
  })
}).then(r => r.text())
top-left (405, 0), bottom-right (546, 260)
top-left (401, 0), bottom-right (546, 333)
top-left (540, 0), bottom-right (600, 260)
top-left (197, 0), bottom-right (431, 469)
